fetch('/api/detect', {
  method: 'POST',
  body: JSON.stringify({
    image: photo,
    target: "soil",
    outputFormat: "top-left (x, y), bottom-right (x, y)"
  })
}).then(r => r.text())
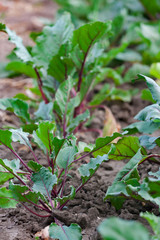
top-left (0, 1), bottom-right (160, 240)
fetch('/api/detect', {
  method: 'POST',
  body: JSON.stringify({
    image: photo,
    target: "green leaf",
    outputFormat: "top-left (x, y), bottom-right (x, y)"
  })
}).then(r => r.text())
top-left (67, 110), bottom-right (90, 134)
top-left (32, 13), bottom-right (74, 69)
top-left (93, 132), bottom-right (122, 157)
top-left (140, 0), bottom-right (160, 17)
top-left (56, 146), bottom-right (78, 169)
top-left (49, 223), bottom-right (82, 240)
top-left (0, 98), bottom-right (30, 123)
top-left (124, 121), bottom-right (160, 134)
top-left (5, 26), bottom-right (32, 63)
top-left (98, 217), bottom-right (150, 240)
top-left (9, 182), bottom-right (39, 204)
top-left (0, 165), bottom-right (14, 184)
top-left (0, 129), bottom-right (13, 149)
top-left (55, 77), bottom-right (79, 115)
top-left (27, 161), bottom-right (43, 172)
top-left (31, 167), bottom-right (57, 196)
top-left (138, 74), bottom-right (160, 103)
top-left (141, 212), bottom-right (160, 238)
top-left (124, 64), bottom-right (150, 83)
top-left (35, 121), bottom-right (56, 152)
top-left (56, 185), bottom-right (76, 205)
top-left (113, 149), bottom-right (144, 183)
top-left (150, 62), bottom-right (160, 79)
top-left (0, 187), bottom-right (17, 208)
top-left (94, 136), bottom-right (140, 159)
top-left (71, 21), bottom-right (112, 70)
top-left (48, 44), bottom-right (74, 82)
top-left (78, 154), bottom-right (109, 184)
top-left (52, 137), bottom-right (65, 157)
top-left (10, 128), bottom-right (32, 149)
top-left (135, 104), bottom-right (160, 122)
top-left (0, 158), bottom-right (20, 184)
top-left (6, 61), bottom-right (36, 78)
top-left (141, 89), bottom-right (155, 103)
top-left (139, 135), bottom-right (158, 149)
top-left (116, 49), bottom-right (142, 62)
top-left (34, 101), bottom-right (54, 121)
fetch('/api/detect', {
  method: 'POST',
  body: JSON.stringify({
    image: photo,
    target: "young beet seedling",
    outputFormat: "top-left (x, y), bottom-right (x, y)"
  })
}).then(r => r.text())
top-left (101, 75), bottom-right (160, 211)
top-left (0, 120), bottom-right (122, 239)
top-left (0, 14), bottom-right (135, 138)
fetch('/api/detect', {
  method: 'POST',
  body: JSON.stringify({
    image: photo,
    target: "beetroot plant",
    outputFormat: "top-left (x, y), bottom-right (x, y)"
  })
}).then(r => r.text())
top-left (0, 119), bottom-right (123, 238)
top-left (0, 14), bottom-right (136, 138)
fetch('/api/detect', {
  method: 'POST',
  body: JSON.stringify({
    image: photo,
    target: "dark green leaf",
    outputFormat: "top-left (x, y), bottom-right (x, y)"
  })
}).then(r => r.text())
top-left (27, 161), bottom-right (43, 172)
top-left (0, 130), bottom-right (13, 149)
top-left (71, 21), bottom-right (112, 69)
top-left (0, 98), bottom-right (30, 123)
top-left (35, 121), bottom-right (56, 152)
top-left (9, 182), bottom-right (39, 204)
top-left (0, 187), bottom-right (17, 208)
top-left (6, 61), bottom-right (36, 78)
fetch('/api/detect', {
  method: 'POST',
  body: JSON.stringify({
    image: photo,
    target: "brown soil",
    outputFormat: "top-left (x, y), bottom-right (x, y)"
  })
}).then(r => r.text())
top-left (0, 1), bottom-right (159, 240)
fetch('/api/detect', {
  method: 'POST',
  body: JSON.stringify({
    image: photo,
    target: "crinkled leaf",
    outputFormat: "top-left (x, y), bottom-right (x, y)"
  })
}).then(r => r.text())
top-left (0, 98), bottom-right (30, 123)
top-left (32, 13), bottom-right (74, 69)
top-left (139, 135), bottom-right (159, 149)
top-left (10, 128), bottom-right (32, 149)
top-left (78, 154), bottom-right (109, 184)
top-left (56, 146), bottom-right (78, 169)
top-left (0, 187), bottom-right (17, 208)
top-left (0, 158), bottom-right (20, 184)
top-left (35, 121), bottom-right (56, 152)
top-left (138, 75), bottom-right (160, 103)
top-left (0, 129), bottom-right (13, 149)
top-left (98, 217), bottom-right (150, 240)
top-left (49, 223), bottom-right (82, 240)
top-left (34, 101), bottom-right (54, 121)
top-left (135, 104), bottom-right (160, 122)
top-left (5, 26), bottom-right (32, 63)
top-left (56, 185), bottom-right (76, 205)
top-left (31, 167), bottom-right (57, 196)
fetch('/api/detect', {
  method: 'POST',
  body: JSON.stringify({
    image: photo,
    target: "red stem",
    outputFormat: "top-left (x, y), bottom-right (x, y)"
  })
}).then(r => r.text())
top-left (34, 68), bottom-right (49, 104)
